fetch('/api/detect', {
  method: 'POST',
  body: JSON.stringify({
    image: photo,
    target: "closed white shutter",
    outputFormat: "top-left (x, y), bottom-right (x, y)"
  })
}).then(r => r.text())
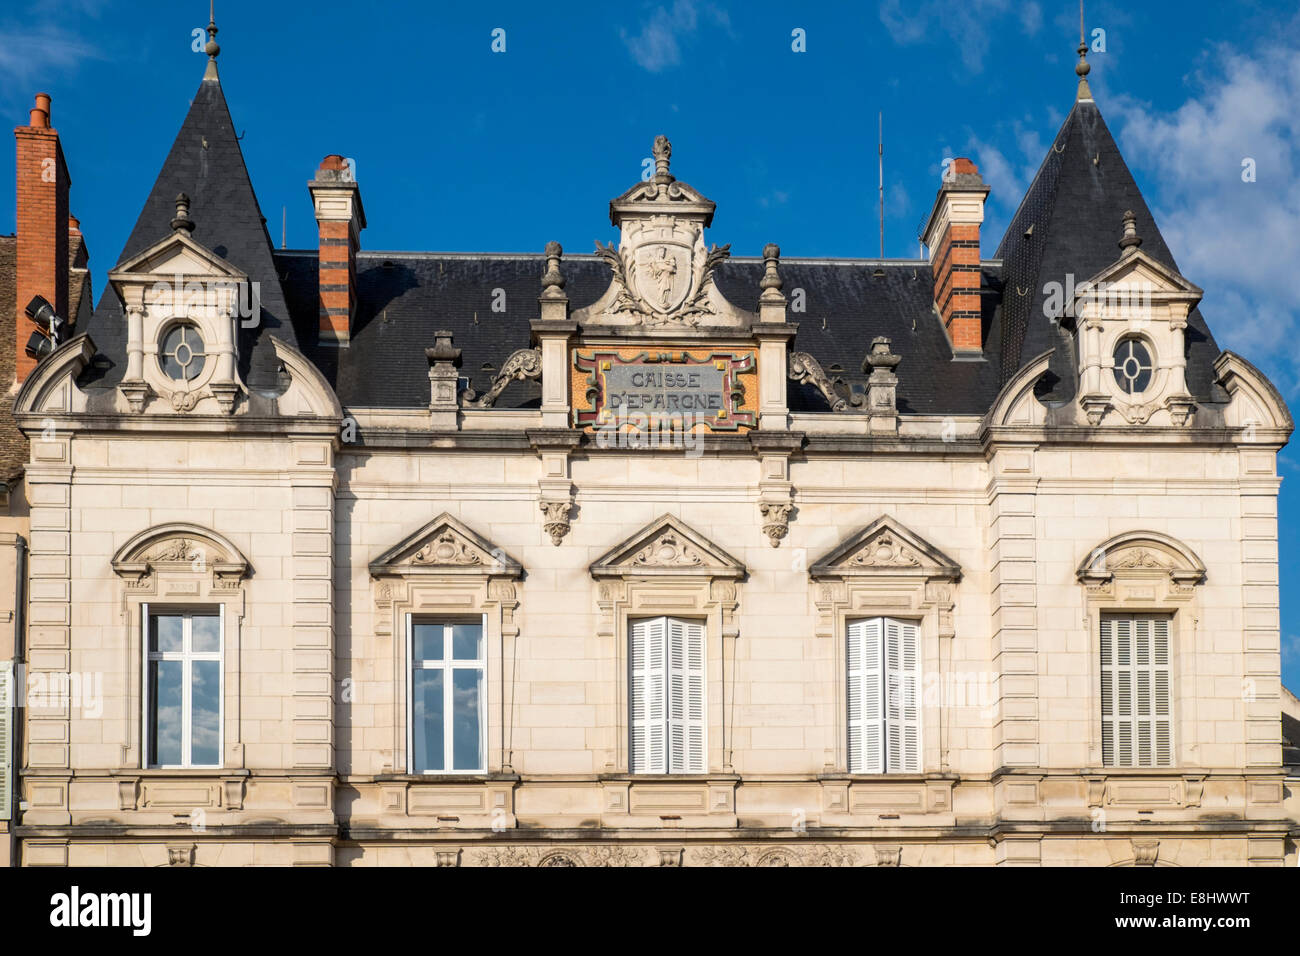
top-left (630, 617), bottom-right (667, 773)
top-left (849, 618), bottom-right (919, 773)
top-left (1152, 617), bottom-right (1172, 767)
top-left (667, 618), bottom-right (706, 773)
top-left (847, 618), bottom-right (884, 773)
top-left (0, 660), bottom-right (12, 821)
top-left (885, 618), bottom-right (921, 773)
top-left (1101, 614), bottom-right (1173, 768)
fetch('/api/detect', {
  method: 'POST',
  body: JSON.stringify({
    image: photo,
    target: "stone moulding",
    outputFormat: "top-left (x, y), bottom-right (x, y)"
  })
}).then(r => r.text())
top-left (110, 521), bottom-right (252, 591)
top-left (368, 513), bottom-right (523, 580)
top-left (590, 514), bottom-right (746, 581)
top-left (809, 514), bottom-right (962, 584)
top-left (1075, 530), bottom-right (1207, 594)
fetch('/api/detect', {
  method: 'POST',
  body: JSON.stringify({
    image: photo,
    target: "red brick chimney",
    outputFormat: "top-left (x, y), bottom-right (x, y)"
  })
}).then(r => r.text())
top-left (14, 92), bottom-right (70, 382)
top-left (920, 157), bottom-right (988, 352)
top-left (309, 155), bottom-right (365, 345)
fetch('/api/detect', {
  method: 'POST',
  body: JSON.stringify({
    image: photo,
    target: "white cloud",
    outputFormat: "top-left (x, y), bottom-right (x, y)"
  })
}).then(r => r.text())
top-left (879, 0), bottom-right (1041, 73)
top-left (0, 1), bottom-right (107, 97)
top-left (1020, 2), bottom-right (1043, 36)
top-left (620, 1), bottom-right (731, 73)
top-left (1109, 24), bottom-right (1300, 396)
top-left (0, 26), bottom-right (96, 87)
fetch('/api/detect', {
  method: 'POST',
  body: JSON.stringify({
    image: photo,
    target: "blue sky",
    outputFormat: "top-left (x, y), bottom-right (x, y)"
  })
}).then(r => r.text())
top-left (2, 0), bottom-right (1297, 687)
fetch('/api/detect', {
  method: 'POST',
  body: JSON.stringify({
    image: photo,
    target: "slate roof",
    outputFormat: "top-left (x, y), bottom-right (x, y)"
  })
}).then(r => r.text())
top-left (994, 96), bottom-right (1223, 402)
top-left (275, 250), bottom-right (1003, 414)
top-left (80, 61), bottom-right (1226, 418)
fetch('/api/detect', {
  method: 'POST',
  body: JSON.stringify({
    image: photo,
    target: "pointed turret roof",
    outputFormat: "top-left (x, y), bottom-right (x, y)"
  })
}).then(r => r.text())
top-left (86, 34), bottom-right (297, 392)
top-left (993, 89), bottom-right (1222, 402)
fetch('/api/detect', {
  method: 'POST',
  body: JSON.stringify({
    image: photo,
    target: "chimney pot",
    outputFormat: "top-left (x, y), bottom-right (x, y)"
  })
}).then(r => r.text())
top-left (15, 90), bottom-right (71, 383)
top-left (920, 156), bottom-right (989, 352)
top-left (310, 155), bottom-right (365, 344)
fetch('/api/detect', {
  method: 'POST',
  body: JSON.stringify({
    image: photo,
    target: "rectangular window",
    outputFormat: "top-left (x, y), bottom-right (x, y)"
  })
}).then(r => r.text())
top-left (0, 660), bottom-right (12, 821)
top-left (847, 617), bottom-right (920, 773)
top-left (408, 616), bottom-right (485, 773)
top-left (1101, 613), bottom-right (1173, 767)
top-left (630, 616), bottom-right (705, 773)
top-left (144, 608), bottom-right (222, 768)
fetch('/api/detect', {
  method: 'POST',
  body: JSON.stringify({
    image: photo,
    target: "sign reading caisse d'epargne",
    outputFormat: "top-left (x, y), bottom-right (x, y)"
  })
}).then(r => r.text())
top-left (574, 350), bottom-right (756, 430)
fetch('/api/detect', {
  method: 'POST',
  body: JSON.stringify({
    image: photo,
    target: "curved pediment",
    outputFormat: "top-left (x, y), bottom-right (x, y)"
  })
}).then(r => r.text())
top-left (369, 513), bottom-right (522, 578)
top-left (810, 515), bottom-right (961, 581)
top-left (590, 514), bottom-right (745, 579)
top-left (110, 522), bottom-right (251, 587)
top-left (1076, 531), bottom-right (1206, 588)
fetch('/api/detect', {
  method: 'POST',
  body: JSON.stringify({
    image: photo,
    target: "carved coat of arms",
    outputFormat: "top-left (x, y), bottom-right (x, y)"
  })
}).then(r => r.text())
top-left (580, 135), bottom-right (748, 329)
top-left (595, 228), bottom-right (729, 326)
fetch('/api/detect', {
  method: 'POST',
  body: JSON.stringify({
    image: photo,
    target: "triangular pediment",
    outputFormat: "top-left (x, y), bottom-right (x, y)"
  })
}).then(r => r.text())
top-left (109, 231), bottom-right (247, 284)
top-left (810, 516), bottom-right (961, 580)
top-left (1076, 248), bottom-right (1203, 303)
top-left (590, 514), bottom-right (745, 579)
top-left (369, 513), bottom-right (522, 578)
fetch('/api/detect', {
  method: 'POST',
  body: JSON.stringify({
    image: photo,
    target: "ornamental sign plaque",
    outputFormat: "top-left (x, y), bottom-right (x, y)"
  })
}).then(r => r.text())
top-left (574, 350), bottom-right (756, 430)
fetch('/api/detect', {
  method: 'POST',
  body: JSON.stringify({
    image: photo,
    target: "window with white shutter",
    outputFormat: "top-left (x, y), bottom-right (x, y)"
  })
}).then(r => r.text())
top-left (1100, 613), bottom-right (1173, 768)
top-left (630, 616), bottom-right (705, 773)
top-left (847, 617), bottom-right (920, 773)
top-left (0, 660), bottom-right (12, 822)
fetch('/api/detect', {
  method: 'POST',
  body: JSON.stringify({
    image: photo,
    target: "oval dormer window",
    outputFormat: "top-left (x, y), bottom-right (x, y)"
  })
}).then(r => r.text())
top-left (1112, 338), bottom-right (1153, 394)
top-left (160, 323), bottom-right (207, 381)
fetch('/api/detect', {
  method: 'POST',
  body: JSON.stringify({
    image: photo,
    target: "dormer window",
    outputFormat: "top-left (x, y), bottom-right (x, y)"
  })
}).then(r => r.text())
top-left (1112, 338), bottom-right (1153, 394)
top-left (159, 323), bottom-right (207, 381)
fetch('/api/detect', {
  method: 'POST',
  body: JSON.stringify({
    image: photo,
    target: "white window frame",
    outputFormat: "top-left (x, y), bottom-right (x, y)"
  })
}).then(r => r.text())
top-left (847, 616), bottom-right (921, 774)
top-left (629, 615), bottom-right (706, 775)
top-left (405, 613), bottom-right (488, 775)
top-left (1100, 612), bottom-right (1174, 768)
top-left (142, 603), bottom-right (225, 769)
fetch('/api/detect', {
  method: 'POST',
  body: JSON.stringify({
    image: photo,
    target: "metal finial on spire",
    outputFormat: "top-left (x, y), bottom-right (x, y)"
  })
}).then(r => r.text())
top-left (1076, 0), bottom-right (1092, 100)
top-left (202, 1), bottom-right (221, 80)
top-left (206, 2), bottom-right (220, 56)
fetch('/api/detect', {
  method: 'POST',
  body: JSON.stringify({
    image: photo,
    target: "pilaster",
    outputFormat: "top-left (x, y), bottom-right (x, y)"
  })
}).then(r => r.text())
top-left (988, 450), bottom-right (1040, 767)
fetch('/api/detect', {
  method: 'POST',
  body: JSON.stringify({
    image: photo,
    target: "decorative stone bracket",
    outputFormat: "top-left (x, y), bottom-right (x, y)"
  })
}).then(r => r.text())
top-left (750, 431), bottom-right (803, 547)
top-left (529, 428), bottom-right (581, 546)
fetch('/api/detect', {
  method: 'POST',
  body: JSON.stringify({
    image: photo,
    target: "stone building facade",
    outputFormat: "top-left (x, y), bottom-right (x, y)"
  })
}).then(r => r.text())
top-left (6, 27), bottom-right (1295, 866)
